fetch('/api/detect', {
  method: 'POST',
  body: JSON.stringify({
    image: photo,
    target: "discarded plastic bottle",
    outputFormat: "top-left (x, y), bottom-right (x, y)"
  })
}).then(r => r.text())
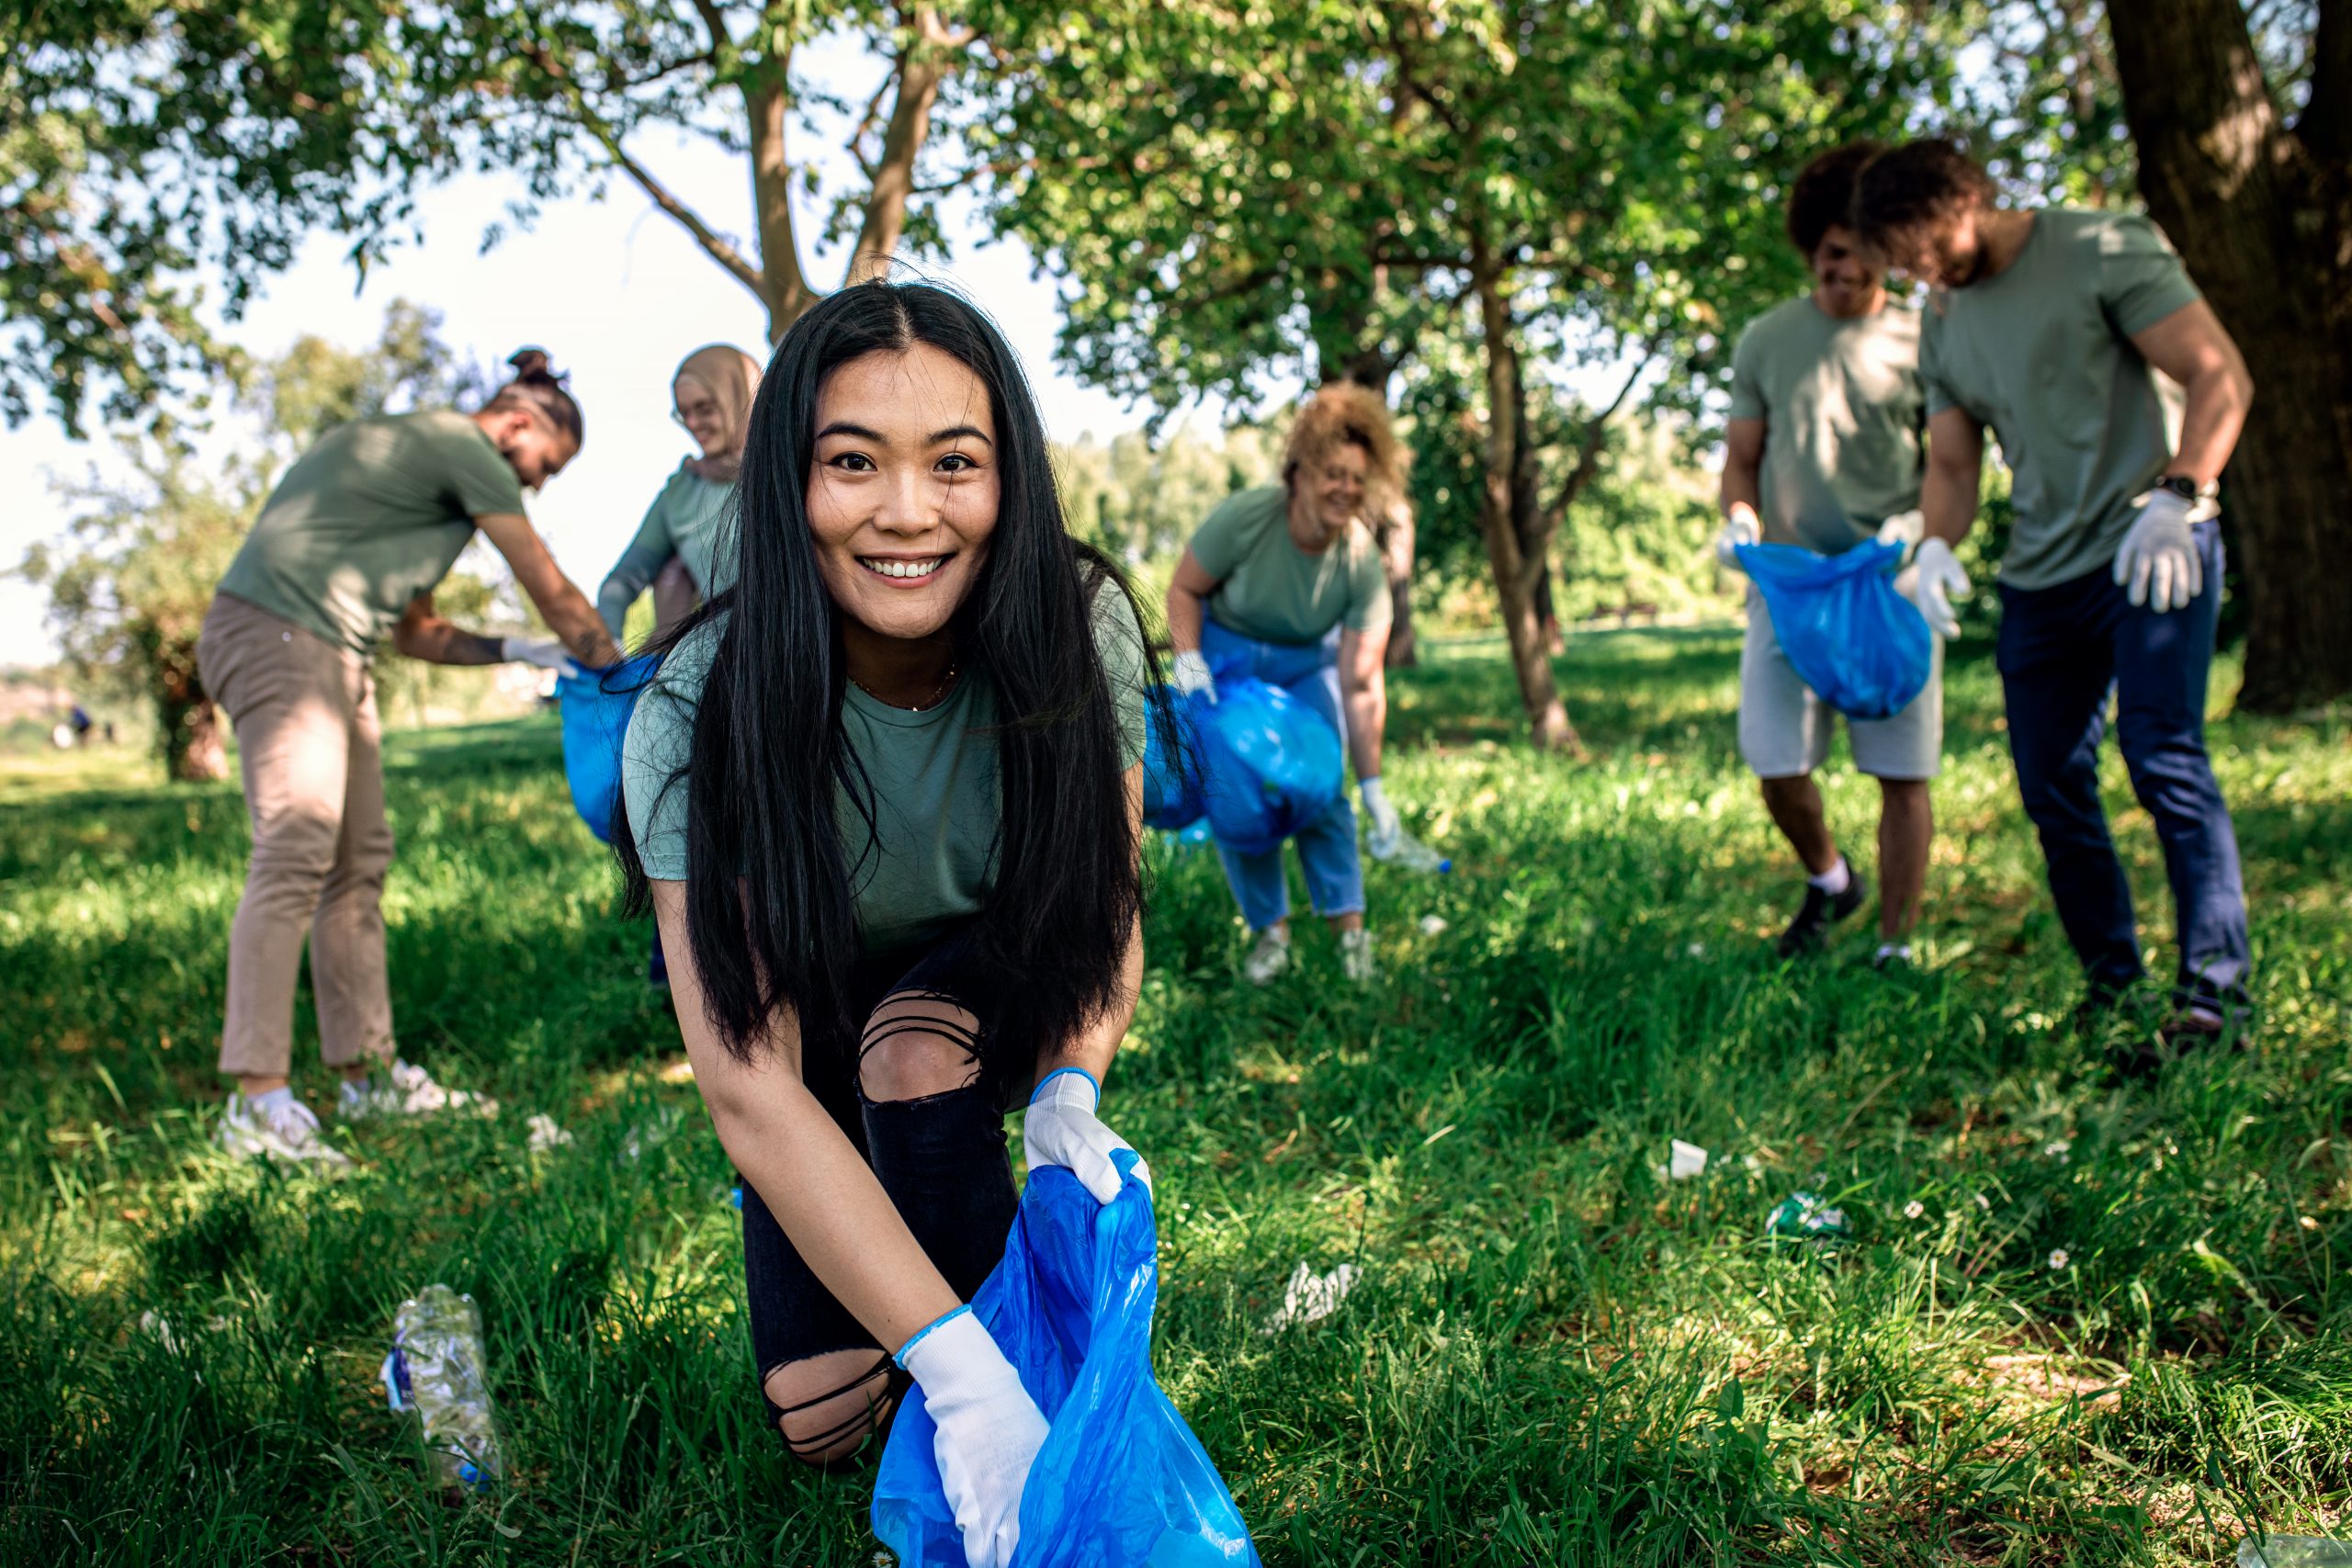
top-left (1369, 828), bottom-right (1451, 874)
top-left (382, 1284), bottom-right (501, 1490)
top-left (2239, 1539), bottom-right (2352, 1568)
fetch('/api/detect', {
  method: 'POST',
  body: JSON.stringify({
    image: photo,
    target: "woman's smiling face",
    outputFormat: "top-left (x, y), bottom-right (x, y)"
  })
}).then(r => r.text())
top-left (805, 343), bottom-right (1001, 643)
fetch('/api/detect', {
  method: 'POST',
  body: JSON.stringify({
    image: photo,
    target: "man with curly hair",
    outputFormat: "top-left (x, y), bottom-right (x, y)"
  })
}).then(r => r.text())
top-left (1851, 138), bottom-right (2257, 1066)
top-left (1719, 141), bottom-right (1939, 966)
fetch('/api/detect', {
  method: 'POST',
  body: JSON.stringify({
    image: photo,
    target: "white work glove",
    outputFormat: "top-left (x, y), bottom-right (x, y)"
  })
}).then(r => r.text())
top-left (1170, 649), bottom-right (1216, 704)
top-left (1359, 775), bottom-right (1403, 859)
top-left (500, 637), bottom-right (581, 678)
top-left (895, 1307), bottom-right (1047, 1568)
top-left (1910, 536), bottom-right (1972, 640)
top-left (1875, 509), bottom-right (1925, 547)
top-left (2112, 490), bottom-right (2202, 613)
top-left (1713, 506), bottom-right (1760, 573)
top-left (1022, 1067), bottom-right (1149, 1204)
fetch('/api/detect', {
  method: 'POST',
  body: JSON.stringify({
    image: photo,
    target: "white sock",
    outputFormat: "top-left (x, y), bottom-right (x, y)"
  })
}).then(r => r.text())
top-left (1807, 857), bottom-right (1851, 896)
top-left (243, 1086), bottom-right (294, 1115)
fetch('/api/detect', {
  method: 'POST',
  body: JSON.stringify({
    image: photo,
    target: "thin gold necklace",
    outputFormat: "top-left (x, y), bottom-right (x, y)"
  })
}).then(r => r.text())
top-left (850, 661), bottom-right (960, 712)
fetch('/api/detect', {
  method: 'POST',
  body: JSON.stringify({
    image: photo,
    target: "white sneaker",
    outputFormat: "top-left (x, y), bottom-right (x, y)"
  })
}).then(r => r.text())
top-left (217, 1093), bottom-right (353, 1167)
top-left (340, 1059), bottom-right (495, 1122)
top-left (1340, 928), bottom-right (1378, 985)
top-left (1243, 927), bottom-right (1293, 986)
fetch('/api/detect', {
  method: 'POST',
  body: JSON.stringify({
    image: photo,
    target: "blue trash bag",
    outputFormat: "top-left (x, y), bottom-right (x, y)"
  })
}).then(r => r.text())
top-left (1735, 539), bottom-right (1934, 721)
top-left (1193, 678), bottom-right (1343, 857)
top-left (1141, 685), bottom-right (1205, 831)
top-left (555, 654), bottom-right (659, 844)
top-left (873, 1157), bottom-right (1261, 1568)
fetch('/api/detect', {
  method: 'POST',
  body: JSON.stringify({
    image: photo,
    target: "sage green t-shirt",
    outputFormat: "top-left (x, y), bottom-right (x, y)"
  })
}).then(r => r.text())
top-left (1919, 209), bottom-right (2204, 591)
top-left (217, 411), bottom-right (527, 655)
top-left (622, 579), bottom-right (1151, 953)
top-left (1728, 296), bottom-right (1926, 554)
top-left (595, 465), bottom-right (738, 637)
top-left (1188, 485), bottom-right (1392, 646)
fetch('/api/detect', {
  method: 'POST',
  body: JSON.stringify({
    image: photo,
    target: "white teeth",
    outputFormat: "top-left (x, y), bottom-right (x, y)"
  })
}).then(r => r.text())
top-left (860, 557), bottom-right (944, 580)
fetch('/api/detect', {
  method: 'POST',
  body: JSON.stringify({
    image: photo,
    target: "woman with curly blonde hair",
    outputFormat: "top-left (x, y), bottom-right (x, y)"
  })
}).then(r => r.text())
top-left (1166, 381), bottom-right (1412, 985)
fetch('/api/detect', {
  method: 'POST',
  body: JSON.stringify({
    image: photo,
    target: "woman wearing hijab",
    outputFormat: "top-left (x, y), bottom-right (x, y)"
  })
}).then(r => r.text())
top-left (199, 350), bottom-right (618, 1165)
top-left (596, 344), bottom-right (763, 642)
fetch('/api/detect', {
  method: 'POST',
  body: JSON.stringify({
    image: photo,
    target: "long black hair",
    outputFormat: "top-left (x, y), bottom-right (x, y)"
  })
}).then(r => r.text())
top-left (616, 282), bottom-right (1151, 1091)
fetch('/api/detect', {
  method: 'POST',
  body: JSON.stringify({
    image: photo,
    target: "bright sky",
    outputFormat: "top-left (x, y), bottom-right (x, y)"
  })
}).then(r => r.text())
top-left (0, 32), bottom-right (1250, 669)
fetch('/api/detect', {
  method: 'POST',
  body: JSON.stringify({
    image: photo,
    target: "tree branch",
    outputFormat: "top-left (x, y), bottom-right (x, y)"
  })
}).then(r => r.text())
top-left (1538, 344), bottom-right (1655, 536)
top-left (847, 8), bottom-right (957, 280)
top-left (610, 142), bottom-right (772, 305)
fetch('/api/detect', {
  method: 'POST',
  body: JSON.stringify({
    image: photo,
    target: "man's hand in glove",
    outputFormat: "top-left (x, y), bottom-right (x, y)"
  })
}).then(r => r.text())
top-left (1910, 537), bottom-right (1972, 640)
top-left (2112, 490), bottom-right (2203, 613)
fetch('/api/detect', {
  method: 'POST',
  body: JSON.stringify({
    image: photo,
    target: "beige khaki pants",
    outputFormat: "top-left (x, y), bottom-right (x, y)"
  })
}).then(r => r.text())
top-left (197, 594), bottom-right (397, 1078)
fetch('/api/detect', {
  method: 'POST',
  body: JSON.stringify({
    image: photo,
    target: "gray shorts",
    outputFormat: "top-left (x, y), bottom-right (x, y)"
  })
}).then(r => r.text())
top-left (1737, 577), bottom-right (1943, 781)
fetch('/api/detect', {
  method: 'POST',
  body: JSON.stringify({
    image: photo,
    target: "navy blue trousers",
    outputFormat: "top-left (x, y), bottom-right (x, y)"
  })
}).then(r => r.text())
top-left (1996, 522), bottom-right (2248, 1010)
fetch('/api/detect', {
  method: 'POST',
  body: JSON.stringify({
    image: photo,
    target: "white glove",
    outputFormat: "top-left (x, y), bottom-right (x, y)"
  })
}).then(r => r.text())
top-left (1713, 506), bottom-right (1760, 573)
top-left (1911, 536), bottom-right (1972, 640)
top-left (1023, 1067), bottom-right (1149, 1204)
top-left (1875, 509), bottom-right (1925, 547)
top-left (2112, 490), bottom-right (2202, 613)
top-left (1171, 649), bottom-right (1216, 704)
top-left (1359, 776), bottom-right (1403, 859)
top-left (896, 1307), bottom-right (1047, 1568)
top-left (501, 637), bottom-right (581, 677)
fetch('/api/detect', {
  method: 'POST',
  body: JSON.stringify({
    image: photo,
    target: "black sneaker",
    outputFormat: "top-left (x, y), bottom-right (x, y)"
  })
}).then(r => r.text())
top-left (1776, 865), bottom-right (1868, 957)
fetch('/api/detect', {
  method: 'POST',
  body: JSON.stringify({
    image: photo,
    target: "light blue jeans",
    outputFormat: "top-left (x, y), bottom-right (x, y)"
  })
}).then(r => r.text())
top-left (1200, 618), bottom-right (1363, 931)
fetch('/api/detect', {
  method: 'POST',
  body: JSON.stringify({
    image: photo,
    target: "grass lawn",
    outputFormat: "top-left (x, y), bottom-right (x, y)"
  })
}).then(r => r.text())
top-left (3, 626), bottom-right (2348, 1565)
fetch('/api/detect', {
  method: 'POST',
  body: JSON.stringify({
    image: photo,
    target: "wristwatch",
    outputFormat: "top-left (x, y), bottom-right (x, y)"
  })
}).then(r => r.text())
top-left (2154, 474), bottom-right (2202, 501)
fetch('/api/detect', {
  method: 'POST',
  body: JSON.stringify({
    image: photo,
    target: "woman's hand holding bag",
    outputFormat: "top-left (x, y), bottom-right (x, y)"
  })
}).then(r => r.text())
top-left (1023, 1068), bottom-right (1150, 1205)
top-left (895, 1306), bottom-right (1049, 1568)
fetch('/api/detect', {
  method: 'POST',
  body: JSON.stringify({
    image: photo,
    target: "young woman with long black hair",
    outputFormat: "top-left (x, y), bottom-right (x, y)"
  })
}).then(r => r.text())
top-left (616, 283), bottom-right (1153, 1566)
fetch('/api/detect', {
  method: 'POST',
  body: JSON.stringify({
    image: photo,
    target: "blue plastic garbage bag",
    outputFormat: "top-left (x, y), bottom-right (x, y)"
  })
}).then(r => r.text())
top-left (1141, 686), bottom-right (1205, 831)
top-left (874, 1157), bottom-right (1260, 1568)
top-left (1735, 539), bottom-right (1933, 721)
top-left (1193, 678), bottom-right (1342, 857)
top-left (555, 655), bottom-right (659, 844)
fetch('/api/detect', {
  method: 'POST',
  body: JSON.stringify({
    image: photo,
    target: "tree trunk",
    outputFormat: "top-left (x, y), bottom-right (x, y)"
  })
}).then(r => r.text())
top-left (149, 633), bottom-right (226, 782)
top-left (2107, 0), bottom-right (2352, 712)
top-left (745, 58), bottom-right (818, 338)
top-left (1471, 269), bottom-right (1580, 752)
top-left (850, 12), bottom-right (961, 281)
top-left (1376, 496), bottom-right (1418, 668)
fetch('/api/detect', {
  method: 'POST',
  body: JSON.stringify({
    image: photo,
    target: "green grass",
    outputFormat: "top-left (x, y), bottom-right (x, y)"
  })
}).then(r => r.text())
top-left (4, 628), bottom-right (2349, 1565)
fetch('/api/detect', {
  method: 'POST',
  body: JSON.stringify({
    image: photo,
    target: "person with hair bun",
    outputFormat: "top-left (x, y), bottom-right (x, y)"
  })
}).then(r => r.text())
top-left (1165, 381), bottom-right (1408, 986)
top-left (198, 348), bottom-right (622, 1165)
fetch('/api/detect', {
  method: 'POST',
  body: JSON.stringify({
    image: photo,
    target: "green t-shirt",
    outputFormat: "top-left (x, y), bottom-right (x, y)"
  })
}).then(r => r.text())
top-left (595, 464), bottom-right (738, 637)
top-left (217, 411), bottom-right (527, 655)
top-left (622, 578), bottom-right (1151, 953)
top-left (1728, 296), bottom-right (1925, 554)
top-left (1187, 486), bottom-right (1392, 646)
top-left (1919, 209), bottom-right (2204, 591)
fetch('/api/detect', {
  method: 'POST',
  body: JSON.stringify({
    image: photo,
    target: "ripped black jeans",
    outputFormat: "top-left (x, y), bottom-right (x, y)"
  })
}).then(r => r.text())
top-left (738, 924), bottom-right (1021, 1454)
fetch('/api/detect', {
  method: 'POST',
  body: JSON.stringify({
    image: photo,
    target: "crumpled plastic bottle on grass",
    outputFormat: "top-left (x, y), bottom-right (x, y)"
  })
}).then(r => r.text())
top-left (381, 1284), bottom-right (500, 1490)
top-left (1767, 1191), bottom-right (1849, 1246)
